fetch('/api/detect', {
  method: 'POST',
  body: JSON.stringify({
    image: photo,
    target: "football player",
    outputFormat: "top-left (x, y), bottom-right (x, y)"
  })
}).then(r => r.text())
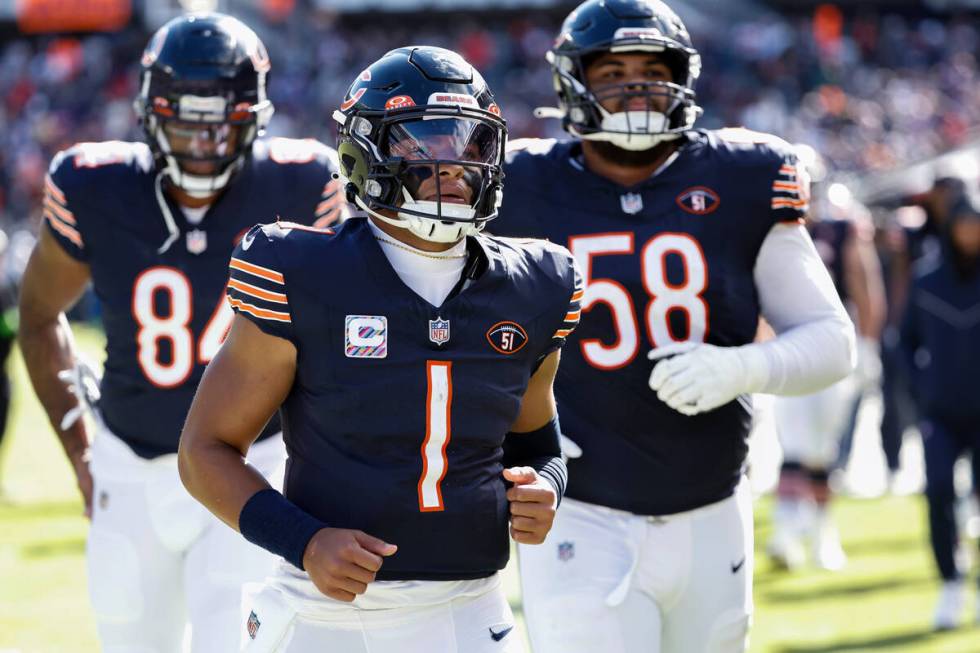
top-left (19, 13), bottom-right (345, 652)
top-left (488, 1), bottom-right (856, 652)
top-left (769, 175), bottom-right (886, 571)
top-left (178, 46), bottom-right (581, 653)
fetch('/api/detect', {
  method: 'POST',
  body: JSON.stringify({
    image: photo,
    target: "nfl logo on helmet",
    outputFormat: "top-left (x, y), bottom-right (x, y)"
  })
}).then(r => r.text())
top-left (429, 317), bottom-right (450, 345)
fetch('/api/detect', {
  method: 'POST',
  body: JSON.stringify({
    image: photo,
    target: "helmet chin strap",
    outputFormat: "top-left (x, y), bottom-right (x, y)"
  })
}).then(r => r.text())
top-left (160, 153), bottom-right (237, 198)
top-left (353, 194), bottom-right (481, 244)
top-left (575, 109), bottom-right (680, 151)
top-left (153, 170), bottom-right (180, 254)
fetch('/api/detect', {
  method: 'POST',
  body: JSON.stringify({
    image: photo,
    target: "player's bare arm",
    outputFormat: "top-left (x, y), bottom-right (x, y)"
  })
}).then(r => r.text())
top-left (178, 314), bottom-right (396, 603)
top-left (504, 349), bottom-right (563, 545)
top-left (843, 222), bottom-right (887, 341)
top-left (843, 221), bottom-right (887, 384)
top-left (19, 226), bottom-right (94, 516)
top-left (178, 315), bottom-right (293, 525)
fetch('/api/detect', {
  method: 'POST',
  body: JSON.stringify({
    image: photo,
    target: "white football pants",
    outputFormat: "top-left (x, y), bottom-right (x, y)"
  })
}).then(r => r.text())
top-left (775, 373), bottom-right (861, 468)
top-left (87, 424), bottom-right (285, 653)
top-left (518, 480), bottom-right (753, 653)
top-left (241, 565), bottom-right (524, 653)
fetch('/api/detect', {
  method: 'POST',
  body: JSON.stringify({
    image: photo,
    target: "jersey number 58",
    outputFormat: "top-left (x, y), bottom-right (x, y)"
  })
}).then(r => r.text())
top-left (569, 232), bottom-right (708, 370)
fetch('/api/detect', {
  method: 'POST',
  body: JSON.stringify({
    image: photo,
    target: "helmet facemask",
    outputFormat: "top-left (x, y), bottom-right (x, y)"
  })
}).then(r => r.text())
top-left (337, 105), bottom-right (505, 243)
top-left (548, 32), bottom-right (702, 150)
top-left (138, 81), bottom-right (273, 198)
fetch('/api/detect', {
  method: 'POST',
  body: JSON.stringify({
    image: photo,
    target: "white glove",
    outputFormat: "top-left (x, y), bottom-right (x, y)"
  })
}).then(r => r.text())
top-left (560, 435), bottom-right (583, 461)
top-left (647, 342), bottom-right (769, 416)
top-left (58, 358), bottom-right (102, 430)
top-left (854, 336), bottom-right (882, 387)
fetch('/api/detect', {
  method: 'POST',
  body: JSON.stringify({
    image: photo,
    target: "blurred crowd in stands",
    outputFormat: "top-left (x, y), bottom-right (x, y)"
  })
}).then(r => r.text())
top-left (0, 6), bottom-right (978, 231)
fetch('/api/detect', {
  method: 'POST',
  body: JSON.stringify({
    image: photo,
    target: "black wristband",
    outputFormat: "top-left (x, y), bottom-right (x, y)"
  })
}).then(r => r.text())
top-left (238, 489), bottom-right (326, 571)
top-left (502, 416), bottom-right (568, 506)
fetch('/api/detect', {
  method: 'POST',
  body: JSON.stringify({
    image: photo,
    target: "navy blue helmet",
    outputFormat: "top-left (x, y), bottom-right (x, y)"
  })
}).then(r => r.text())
top-left (545, 0), bottom-right (702, 149)
top-left (135, 13), bottom-right (274, 197)
top-left (334, 46), bottom-right (506, 243)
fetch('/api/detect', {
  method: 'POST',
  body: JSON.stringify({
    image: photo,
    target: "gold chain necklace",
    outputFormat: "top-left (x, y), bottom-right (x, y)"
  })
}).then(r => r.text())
top-left (375, 235), bottom-right (468, 260)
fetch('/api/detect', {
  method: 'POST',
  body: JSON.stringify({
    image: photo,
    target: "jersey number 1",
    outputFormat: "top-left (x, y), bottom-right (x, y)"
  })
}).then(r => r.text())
top-left (132, 267), bottom-right (234, 388)
top-left (569, 232), bottom-right (709, 370)
top-left (418, 361), bottom-right (452, 512)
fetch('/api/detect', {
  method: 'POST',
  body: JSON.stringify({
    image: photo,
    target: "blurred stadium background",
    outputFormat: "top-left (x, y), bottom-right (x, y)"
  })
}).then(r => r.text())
top-left (1, 0), bottom-right (980, 651)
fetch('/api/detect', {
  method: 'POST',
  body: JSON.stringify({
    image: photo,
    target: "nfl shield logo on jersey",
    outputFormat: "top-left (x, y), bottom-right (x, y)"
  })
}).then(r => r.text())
top-left (557, 540), bottom-right (575, 562)
top-left (429, 317), bottom-right (450, 346)
top-left (247, 610), bottom-right (261, 639)
top-left (620, 192), bottom-right (643, 215)
top-left (186, 229), bottom-right (208, 254)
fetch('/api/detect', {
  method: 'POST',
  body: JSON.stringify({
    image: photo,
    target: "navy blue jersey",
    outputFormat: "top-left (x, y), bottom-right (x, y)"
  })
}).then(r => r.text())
top-left (227, 217), bottom-right (581, 580)
top-left (44, 138), bottom-right (344, 458)
top-left (809, 219), bottom-right (851, 302)
top-left (491, 129), bottom-right (809, 515)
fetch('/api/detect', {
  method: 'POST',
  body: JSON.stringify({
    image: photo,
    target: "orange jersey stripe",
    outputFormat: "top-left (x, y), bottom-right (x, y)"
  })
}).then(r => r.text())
top-left (571, 289), bottom-right (585, 302)
top-left (44, 175), bottom-right (66, 204)
top-left (771, 182), bottom-right (799, 192)
top-left (771, 199), bottom-right (807, 209)
top-left (230, 258), bottom-right (285, 284)
top-left (228, 297), bottom-right (291, 323)
top-left (44, 197), bottom-right (76, 225)
top-left (316, 196), bottom-right (342, 216)
top-left (45, 211), bottom-right (83, 247)
top-left (228, 278), bottom-right (288, 304)
top-left (313, 215), bottom-right (338, 228)
top-left (565, 310), bottom-right (581, 322)
top-left (553, 328), bottom-right (573, 338)
top-left (779, 165), bottom-right (797, 175)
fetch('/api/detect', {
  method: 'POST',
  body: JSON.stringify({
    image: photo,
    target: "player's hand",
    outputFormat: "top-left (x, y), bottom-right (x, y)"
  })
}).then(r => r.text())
top-left (302, 528), bottom-right (397, 603)
top-left (503, 466), bottom-right (557, 545)
top-left (648, 342), bottom-right (754, 416)
top-left (70, 449), bottom-right (94, 519)
top-left (855, 336), bottom-right (882, 387)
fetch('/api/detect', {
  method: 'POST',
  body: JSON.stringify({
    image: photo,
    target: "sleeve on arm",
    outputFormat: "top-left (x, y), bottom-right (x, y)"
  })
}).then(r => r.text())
top-left (750, 222), bottom-right (856, 394)
top-left (312, 146), bottom-right (349, 227)
top-left (313, 177), bottom-right (348, 228)
top-left (540, 253), bottom-right (584, 357)
top-left (43, 155), bottom-right (87, 261)
top-left (768, 149), bottom-right (811, 226)
top-left (227, 225), bottom-right (295, 342)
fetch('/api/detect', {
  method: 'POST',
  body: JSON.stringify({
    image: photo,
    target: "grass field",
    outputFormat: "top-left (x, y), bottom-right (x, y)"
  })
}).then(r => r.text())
top-left (2, 325), bottom-right (980, 652)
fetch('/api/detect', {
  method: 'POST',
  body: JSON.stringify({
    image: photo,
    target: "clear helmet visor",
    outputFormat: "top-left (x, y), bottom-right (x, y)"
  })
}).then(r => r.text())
top-left (383, 116), bottom-right (500, 209)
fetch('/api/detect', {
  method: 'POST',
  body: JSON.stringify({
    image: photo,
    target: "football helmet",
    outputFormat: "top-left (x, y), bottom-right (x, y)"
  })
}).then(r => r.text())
top-left (134, 13), bottom-right (274, 198)
top-left (544, 0), bottom-right (702, 150)
top-left (334, 46), bottom-right (506, 243)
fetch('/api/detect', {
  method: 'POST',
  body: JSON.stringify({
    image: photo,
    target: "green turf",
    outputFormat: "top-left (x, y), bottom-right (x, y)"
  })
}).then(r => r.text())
top-left (2, 324), bottom-right (980, 651)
